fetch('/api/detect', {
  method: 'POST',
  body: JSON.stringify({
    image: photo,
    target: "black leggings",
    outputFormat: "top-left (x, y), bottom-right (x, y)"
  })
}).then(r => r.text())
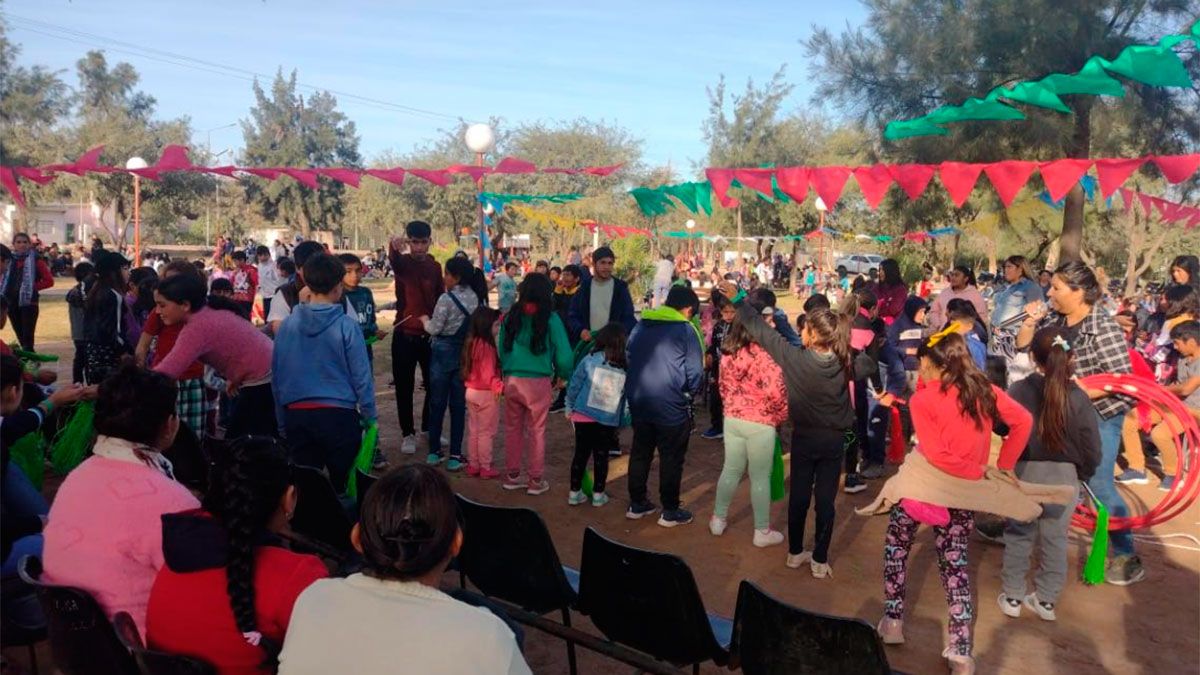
top-left (570, 422), bottom-right (615, 493)
top-left (789, 430), bottom-right (845, 562)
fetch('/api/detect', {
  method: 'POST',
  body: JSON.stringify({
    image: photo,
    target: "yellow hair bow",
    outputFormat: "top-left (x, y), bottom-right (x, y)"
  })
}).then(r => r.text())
top-left (925, 323), bottom-right (962, 348)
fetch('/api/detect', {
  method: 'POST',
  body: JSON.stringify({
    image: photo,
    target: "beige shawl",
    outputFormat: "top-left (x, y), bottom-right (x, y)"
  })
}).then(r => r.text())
top-left (855, 452), bottom-right (1077, 523)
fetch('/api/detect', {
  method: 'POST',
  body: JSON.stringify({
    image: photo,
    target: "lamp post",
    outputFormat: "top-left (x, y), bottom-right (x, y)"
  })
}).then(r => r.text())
top-left (464, 123), bottom-right (495, 268)
top-left (204, 123), bottom-right (237, 247)
top-left (685, 218), bottom-right (696, 259)
top-left (125, 156), bottom-right (148, 263)
top-left (814, 196), bottom-right (828, 274)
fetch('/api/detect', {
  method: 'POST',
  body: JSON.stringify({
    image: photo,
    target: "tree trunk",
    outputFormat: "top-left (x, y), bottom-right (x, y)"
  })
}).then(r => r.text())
top-left (1046, 238), bottom-right (1062, 270)
top-left (1059, 100), bottom-right (1092, 264)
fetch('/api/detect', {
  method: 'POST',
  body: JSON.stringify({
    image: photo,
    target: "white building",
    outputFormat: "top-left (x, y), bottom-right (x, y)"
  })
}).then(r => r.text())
top-left (1, 200), bottom-right (115, 247)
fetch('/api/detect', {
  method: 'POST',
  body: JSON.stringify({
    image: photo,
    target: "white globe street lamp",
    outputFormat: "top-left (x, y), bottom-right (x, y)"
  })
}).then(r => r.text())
top-left (126, 156), bottom-right (148, 263)
top-left (464, 124), bottom-right (495, 268)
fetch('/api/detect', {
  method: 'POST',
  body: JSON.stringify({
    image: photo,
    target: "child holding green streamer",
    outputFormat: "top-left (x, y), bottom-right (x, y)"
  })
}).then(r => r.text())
top-left (714, 283), bottom-right (856, 571)
top-left (999, 326), bottom-right (1100, 620)
top-left (708, 303), bottom-right (789, 547)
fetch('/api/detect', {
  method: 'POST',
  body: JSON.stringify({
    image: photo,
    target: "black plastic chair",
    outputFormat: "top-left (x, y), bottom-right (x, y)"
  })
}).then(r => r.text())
top-left (1, 572), bottom-right (46, 674)
top-left (455, 495), bottom-right (581, 674)
top-left (290, 465), bottom-right (354, 555)
top-left (355, 468), bottom-right (378, 515)
top-left (576, 527), bottom-right (730, 673)
top-left (17, 555), bottom-right (137, 675)
top-left (112, 611), bottom-right (216, 675)
top-left (729, 580), bottom-right (895, 675)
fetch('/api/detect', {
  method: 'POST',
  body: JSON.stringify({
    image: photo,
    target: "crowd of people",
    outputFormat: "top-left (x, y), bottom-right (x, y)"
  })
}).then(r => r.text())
top-left (2, 221), bottom-right (1198, 674)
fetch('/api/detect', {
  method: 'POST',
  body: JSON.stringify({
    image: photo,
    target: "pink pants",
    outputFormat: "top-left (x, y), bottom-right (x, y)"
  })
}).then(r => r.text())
top-left (465, 388), bottom-right (499, 470)
top-left (503, 376), bottom-right (553, 480)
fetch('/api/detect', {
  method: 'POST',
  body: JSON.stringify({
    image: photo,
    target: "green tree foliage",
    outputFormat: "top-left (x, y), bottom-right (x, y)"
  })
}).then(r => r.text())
top-left (804, 0), bottom-right (1200, 262)
top-left (0, 17), bottom-right (70, 166)
top-left (240, 70), bottom-right (361, 237)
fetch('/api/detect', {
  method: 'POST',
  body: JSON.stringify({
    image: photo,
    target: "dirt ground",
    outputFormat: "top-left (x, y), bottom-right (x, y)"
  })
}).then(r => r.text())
top-left (6, 285), bottom-right (1199, 675)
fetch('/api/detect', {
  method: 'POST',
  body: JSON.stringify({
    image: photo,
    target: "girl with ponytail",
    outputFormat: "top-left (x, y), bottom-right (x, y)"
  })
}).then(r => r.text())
top-left (875, 330), bottom-right (1033, 674)
top-left (278, 464), bottom-right (532, 674)
top-left (146, 436), bottom-right (327, 673)
top-left (998, 327), bottom-right (1100, 622)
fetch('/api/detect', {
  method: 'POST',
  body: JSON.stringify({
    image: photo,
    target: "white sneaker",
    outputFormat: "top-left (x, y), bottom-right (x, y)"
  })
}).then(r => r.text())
top-left (997, 593), bottom-right (1022, 618)
top-left (786, 551), bottom-right (812, 569)
top-left (400, 435), bottom-right (417, 454)
top-left (1023, 593), bottom-right (1057, 621)
top-left (753, 529), bottom-right (784, 548)
top-left (810, 560), bottom-right (833, 579)
top-left (567, 491), bottom-right (587, 506)
top-left (709, 515), bottom-right (728, 536)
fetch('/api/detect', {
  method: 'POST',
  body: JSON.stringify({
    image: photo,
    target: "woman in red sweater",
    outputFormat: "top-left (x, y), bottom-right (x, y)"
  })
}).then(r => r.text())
top-left (146, 437), bottom-right (327, 674)
top-left (876, 329), bottom-right (1032, 675)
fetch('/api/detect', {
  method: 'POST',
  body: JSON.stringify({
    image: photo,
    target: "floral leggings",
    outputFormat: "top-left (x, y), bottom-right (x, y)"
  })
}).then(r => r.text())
top-left (884, 505), bottom-right (975, 656)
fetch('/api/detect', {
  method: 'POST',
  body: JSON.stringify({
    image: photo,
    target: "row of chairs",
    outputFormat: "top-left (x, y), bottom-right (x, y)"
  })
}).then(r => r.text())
top-left (454, 494), bottom-right (902, 675)
top-left (12, 555), bottom-right (213, 675)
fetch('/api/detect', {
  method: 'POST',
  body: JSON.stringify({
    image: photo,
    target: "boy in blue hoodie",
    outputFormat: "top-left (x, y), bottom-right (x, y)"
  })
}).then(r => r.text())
top-left (272, 253), bottom-right (377, 495)
top-left (625, 285), bottom-right (704, 527)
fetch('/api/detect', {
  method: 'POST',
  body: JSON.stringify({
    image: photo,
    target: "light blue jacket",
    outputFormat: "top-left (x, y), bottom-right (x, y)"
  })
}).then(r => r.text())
top-left (565, 352), bottom-right (630, 428)
top-left (272, 303), bottom-right (377, 432)
top-left (991, 277), bottom-right (1044, 327)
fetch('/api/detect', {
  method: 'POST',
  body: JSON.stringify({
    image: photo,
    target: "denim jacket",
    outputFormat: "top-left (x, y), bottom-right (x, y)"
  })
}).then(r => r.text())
top-left (565, 352), bottom-right (630, 428)
top-left (990, 278), bottom-right (1043, 327)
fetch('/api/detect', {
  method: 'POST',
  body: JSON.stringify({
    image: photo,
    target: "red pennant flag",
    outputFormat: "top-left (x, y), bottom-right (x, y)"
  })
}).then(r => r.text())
top-left (982, 160), bottom-right (1037, 207)
top-left (705, 169), bottom-right (740, 208)
top-left (1153, 154), bottom-right (1200, 183)
top-left (732, 168), bottom-right (775, 197)
top-left (13, 167), bottom-right (56, 185)
top-left (1116, 187), bottom-right (1135, 211)
top-left (153, 145), bottom-right (193, 172)
top-left (541, 167), bottom-right (576, 175)
top-left (1039, 159), bottom-right (1093, 203)
top-left (583, 164), bottom-right (622, 176)
top-left (938, 162), bottom-right (984, 207)
top-left (903, 231), bottom-right (932, 242)
top-left (775, 167), bottom-right (809, 202)
top-left (365, 168), bottom-right (406, 186)
top-left (0, 167), bottom-right (26, 208)
top-left (313, 168), bottom-right (361, 187)
top-left (128, 168), bottom-right (163, 181)
top-left (409, 169), bottom-right (451, 186)
top-left (887, 164), bottom-right (937, 201)
top-left (851, 164), bottom-right (894, 210)
top-left (493, 157), bottom-right (537, 174)
top-left (1136, 192), bottom-right (1156, 216)
top-left (243, 168), bottom-right (282, 181)
top-left (207, 166), bottom-right (239, 177)
top-left (810, 166), bottom-right (852, 208)
top-left (45, 145), bottom-right (107, 175)
top-left (1093, 158), bottom-right (1145, 198)
top-left (446, 164), bottom-right (490, 181)
top-left (280, 168), bottom-right (319, 188)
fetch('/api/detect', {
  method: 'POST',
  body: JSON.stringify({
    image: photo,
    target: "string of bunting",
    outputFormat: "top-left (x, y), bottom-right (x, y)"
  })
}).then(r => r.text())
top-left (802, 226), bottom-right (961, 243)
top-left (704, 153), bottom-right (1200, 211)
top-left (885, 20), bottom-right (1200, 140)
top-left (0, 144), bottom-right (623, 209)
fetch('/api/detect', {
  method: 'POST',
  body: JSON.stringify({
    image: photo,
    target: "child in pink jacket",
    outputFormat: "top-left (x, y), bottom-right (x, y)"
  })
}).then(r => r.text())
top-left (462, 307), bottom-right (503, 478)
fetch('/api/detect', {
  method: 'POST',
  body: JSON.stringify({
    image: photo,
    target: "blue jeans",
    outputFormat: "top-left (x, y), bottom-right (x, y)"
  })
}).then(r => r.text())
top-left (3, 462), bottom-right (49, 518)
top-left (866, 398), bottom-right (889, 466)
top-left (1089, 412), bottom-right (1134, 557)
top-left (428, 338), bottom-right (466, 460)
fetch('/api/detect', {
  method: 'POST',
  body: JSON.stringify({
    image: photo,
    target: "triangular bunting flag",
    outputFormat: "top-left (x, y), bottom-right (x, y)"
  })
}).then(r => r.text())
top-left (732, 168), bottom-right (775, 197)
top-left (280, 168), bottom-right (320, 189)
top-left (1153, 154), bottom-right (1200, 183)
top-left (243, 168), bottom-right (282, 181)
top-left (982, 160), bottom-right (1037, 207)
top-left (13, 167), bottom-right (56, 185)
top-left (887, 164), bottom-right (937, 201)
top-left (583, 164), bottom-right (622, 176)
top-left (44, 146), bottom-right (107, 175)
top-left (408, 169), bottom-right (451, 186)
top-left (313, 168), bottom-right (362, 187)
top-left (153, 145), bottom-right (193, 172)
top-left (809, 166), bottom-right (852, 208)
top-left (0, 167), bottom-right (26, 208)
top-left (493, 157), bottom-right (537, 174)
top-left (446, 164), bottom-right (490, 181)
top-left (775, 167), bottom-right (809, 202)
top-left (938, 162), bottom-right (984, 207)
top-left (705, 169), bottom-right (740, 208)
top-left (1039, 159), bottom-right (1093, 203)
top-left (365, 168), bottom-right (406, 186)
top-left (1093, 158), bottom-right (1145, 198)
top-left (852, 164), bottom-right (894, 210)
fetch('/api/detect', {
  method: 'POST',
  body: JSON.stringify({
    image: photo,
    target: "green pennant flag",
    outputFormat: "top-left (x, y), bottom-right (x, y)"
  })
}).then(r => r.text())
top-left (1096, 39), bottom-right (1192, 88)
top-left (665, 182), bottom-right (700, 212)
top-left (925, 97), bottom-right (1027, 124)
top-left (630, 186), bottom-right (675, 217)
top-left (479, 192), bottom-right (584, 205)
top-left (769, 437), bottom-right (786, 502)
top-left (988, 81), bottom-right (1071, 113)
top-left (50, 400), bottom-right (96, 475)
top-left (1082, 483), bottom-right (1109, 585)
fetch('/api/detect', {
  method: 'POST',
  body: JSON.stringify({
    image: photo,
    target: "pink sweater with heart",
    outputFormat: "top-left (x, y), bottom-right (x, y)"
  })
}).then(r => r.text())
top-left (42, 453), bottom-right (199, 636)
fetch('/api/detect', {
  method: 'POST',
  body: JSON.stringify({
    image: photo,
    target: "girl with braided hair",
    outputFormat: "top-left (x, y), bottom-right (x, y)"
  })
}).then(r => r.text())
top-left (279, 464), bottom-right (531, 675)
top-left (146, 436), bottom-right (326, 673)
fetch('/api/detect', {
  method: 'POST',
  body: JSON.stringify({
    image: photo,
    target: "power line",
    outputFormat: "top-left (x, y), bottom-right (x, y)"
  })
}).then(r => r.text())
top-left (3, 13), bottom-right (471, 123)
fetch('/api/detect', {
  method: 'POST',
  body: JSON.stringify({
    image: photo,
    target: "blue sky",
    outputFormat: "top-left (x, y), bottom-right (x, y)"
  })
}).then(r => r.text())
top-left (4, 1), bottom-right (868, 170)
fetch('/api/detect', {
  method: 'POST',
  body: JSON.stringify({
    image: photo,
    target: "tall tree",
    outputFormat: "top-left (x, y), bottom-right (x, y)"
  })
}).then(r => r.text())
top-left (240, 71), bottom-right (361, 237)
top-left (71, 51), bottom-right (209, 246)
top-left (805, 1), bottom-right (1199, 262)
top-left (0, 17), bottom-right (70, 166)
